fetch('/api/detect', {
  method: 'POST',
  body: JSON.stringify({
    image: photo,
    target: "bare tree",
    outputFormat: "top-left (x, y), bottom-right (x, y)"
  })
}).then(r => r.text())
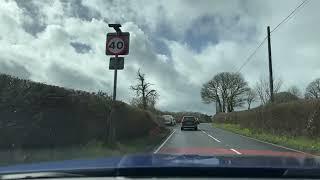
top-left (130, 69), bottom-right (158, 109)
top-left (147, 90), bottom-right (159, 110)
top-left (130, 92), bottom-right (159, 110)
top-left (201, 72), bottom-right (248, 113)
top-left (287, 85), bottom-right (302, 98)
top-left (245, 88), bottom-right (256, 110)
top-left (305, 78), bottom-right (320, 99)
top-left (255, 77), bottom-right (282, 105)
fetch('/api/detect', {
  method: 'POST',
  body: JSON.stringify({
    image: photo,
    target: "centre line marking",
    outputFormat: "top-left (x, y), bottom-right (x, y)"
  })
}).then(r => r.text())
top-left (230, 148), bottom-right (242, 155)
top-left (201, 130), bottom-right (221, 143)
top-left (154, 129), bottom-right (176, 154)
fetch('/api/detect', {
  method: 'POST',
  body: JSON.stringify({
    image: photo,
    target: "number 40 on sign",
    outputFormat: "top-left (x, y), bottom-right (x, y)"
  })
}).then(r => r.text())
top-left (105, 32), bottom-right (130, 55)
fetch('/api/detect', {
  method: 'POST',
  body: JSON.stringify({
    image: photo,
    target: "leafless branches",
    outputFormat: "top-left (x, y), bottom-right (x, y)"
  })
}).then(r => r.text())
top-left (130, 69), bottom-right (159, 109)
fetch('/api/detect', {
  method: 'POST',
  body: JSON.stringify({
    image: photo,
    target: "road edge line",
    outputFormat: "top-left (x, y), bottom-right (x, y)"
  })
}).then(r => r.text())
top-left (153, 129), bottom-right (176, 154)
top-left (214, 127), bottom-right (313, 156)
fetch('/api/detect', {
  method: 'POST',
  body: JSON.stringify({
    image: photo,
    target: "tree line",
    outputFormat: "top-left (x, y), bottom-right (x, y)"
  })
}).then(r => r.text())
top-left (201, 72), bottom-right (320, 113)
top-left (128, 69), bottom-right (320, 114)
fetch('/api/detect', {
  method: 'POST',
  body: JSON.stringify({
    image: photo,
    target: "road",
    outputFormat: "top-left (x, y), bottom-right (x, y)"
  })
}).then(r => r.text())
top-left (154, 123), bottom-right (307, 157)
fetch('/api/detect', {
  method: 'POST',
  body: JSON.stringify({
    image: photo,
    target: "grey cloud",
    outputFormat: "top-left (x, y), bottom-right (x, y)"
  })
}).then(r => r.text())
top-left (184, 15), bottom-right (220, 52)
top-left (150, 38), bottom-right (172, 58)
top-left (61, 0), bottom-right (101, 21)
top-left (0, 60), bottom-right (31, 79)
top-left (154, 19), bottom-right (180, 41)
top-left (70, 42), bottom-right (92, 54)
top-left (47, 63), bottom-right (99, 92)
top-left (15, 0), bottom-right (46, 36)
top-left (128, 34), bottom-right (181, 88)
top-left (184, 13), bottom-right (257, 49)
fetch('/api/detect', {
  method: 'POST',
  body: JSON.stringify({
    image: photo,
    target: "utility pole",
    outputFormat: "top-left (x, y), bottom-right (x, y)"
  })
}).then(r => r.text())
top-left (267, 26), bottom-right (274, 103)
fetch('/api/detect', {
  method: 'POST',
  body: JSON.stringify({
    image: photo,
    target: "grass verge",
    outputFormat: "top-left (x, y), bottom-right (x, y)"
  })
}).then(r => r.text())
top-left (0, 131), bottom-right (169, 167)
top-left (213, 123), bottom-right (320, 155)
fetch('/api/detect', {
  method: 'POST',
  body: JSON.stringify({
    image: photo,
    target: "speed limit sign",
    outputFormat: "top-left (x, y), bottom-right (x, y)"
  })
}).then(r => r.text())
top-left (106, 32), bottom-right (130, 55)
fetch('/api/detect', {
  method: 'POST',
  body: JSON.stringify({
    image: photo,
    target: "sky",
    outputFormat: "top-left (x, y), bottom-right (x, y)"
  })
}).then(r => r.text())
top-left (0, 0), bottom-right (319, 115)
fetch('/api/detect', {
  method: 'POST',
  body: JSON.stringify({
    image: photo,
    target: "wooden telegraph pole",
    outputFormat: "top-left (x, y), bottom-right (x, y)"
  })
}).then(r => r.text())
top-left (267, 26), bottom-right (274, 103)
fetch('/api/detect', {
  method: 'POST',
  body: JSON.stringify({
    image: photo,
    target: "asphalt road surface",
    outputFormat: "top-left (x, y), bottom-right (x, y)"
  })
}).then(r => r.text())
top-left (154, 123), bottom-right (307, 157)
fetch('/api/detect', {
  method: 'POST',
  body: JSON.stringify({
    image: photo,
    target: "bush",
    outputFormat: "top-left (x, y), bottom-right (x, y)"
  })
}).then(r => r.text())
top-left (213, 100), bottom-right (320, 138)
top-left (112, 101), bottom-right (163, 140)
top-left (0, 74), bottom-right (165, 149)
top-left (273, 92), bottom-right (299, 104)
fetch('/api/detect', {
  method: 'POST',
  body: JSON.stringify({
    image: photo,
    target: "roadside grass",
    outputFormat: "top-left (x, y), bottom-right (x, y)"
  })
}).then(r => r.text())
top-left (213, 123), bottom-right (320, 155)
top-left (0, 131), bottom-right (169, 167)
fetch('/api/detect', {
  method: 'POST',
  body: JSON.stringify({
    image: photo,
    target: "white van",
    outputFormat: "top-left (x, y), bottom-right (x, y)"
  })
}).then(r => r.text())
top-left (162, 115), bottom-right (176, 126)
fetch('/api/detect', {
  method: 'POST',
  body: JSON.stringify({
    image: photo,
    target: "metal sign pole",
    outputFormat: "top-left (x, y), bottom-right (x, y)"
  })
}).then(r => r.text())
top-left (110, 24), bottom-right (122, 102)
top-left (113, 54), bottom-right (118, 101)
top-left (106, 24), bottom-right (129, 143)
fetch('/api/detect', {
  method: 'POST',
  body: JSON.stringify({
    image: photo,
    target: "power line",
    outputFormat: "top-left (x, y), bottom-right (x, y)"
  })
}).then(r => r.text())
top-left (236, 36), bottom-right (267, 73)
top-left (271, 0), bottom-right (309, 33)
top-left (236, 0), bottom-right (310, 73)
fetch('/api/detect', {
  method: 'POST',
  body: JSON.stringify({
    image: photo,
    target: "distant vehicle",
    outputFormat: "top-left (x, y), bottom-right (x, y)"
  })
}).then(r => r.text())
top-left (162, 115), bottom-right (175, 126)
top-left (181, 116), bottom-right (198, 131)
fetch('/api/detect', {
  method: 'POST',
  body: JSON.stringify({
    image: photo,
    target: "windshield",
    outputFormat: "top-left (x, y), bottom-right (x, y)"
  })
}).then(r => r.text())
top-left (0, 0), bottom-right (320, 176)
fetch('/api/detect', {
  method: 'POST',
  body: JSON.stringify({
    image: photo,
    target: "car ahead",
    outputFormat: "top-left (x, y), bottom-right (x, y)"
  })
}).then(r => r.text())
top-left (181, 116), bottom-right (198, 131)
top-left (162, 115), bottom-right (175, 126)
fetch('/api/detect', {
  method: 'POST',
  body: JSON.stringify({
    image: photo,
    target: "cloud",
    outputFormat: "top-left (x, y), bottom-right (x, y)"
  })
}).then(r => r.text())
top-left (0, 60), bottom-right (31, 79)
top-left (46, 62), bottom-right (100, 91)
top-left (0, 0), bottom-right (319, 115)
top-left (61, 0), bottom-right (101, 21)
top-left (14, 0), bottom-right (46, 36)
top-left (70, 42), bottom-right (92, 54)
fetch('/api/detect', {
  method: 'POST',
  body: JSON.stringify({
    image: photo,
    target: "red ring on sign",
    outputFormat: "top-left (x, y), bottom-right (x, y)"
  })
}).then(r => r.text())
top-left (106, 36), bottom-right (127, 55)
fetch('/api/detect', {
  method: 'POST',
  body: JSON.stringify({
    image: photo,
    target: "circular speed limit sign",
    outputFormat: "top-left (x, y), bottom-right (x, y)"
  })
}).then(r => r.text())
top-left (107, 37), bottom-right (125, 54)
top-left (106, 33), bottom-right (130, 55)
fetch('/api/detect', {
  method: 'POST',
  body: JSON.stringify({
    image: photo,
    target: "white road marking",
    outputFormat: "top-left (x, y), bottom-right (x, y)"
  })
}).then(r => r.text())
top-left (230, 148), bottom-right (242, 155)
top-left (153, 129), bottom-right (176, 154)
top-left (201, 130), bottom-right (221, 143)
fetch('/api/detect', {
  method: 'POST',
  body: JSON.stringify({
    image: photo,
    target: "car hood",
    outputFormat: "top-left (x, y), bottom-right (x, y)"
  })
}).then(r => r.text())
top-left (0, 154), bottom-right (319, 174)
